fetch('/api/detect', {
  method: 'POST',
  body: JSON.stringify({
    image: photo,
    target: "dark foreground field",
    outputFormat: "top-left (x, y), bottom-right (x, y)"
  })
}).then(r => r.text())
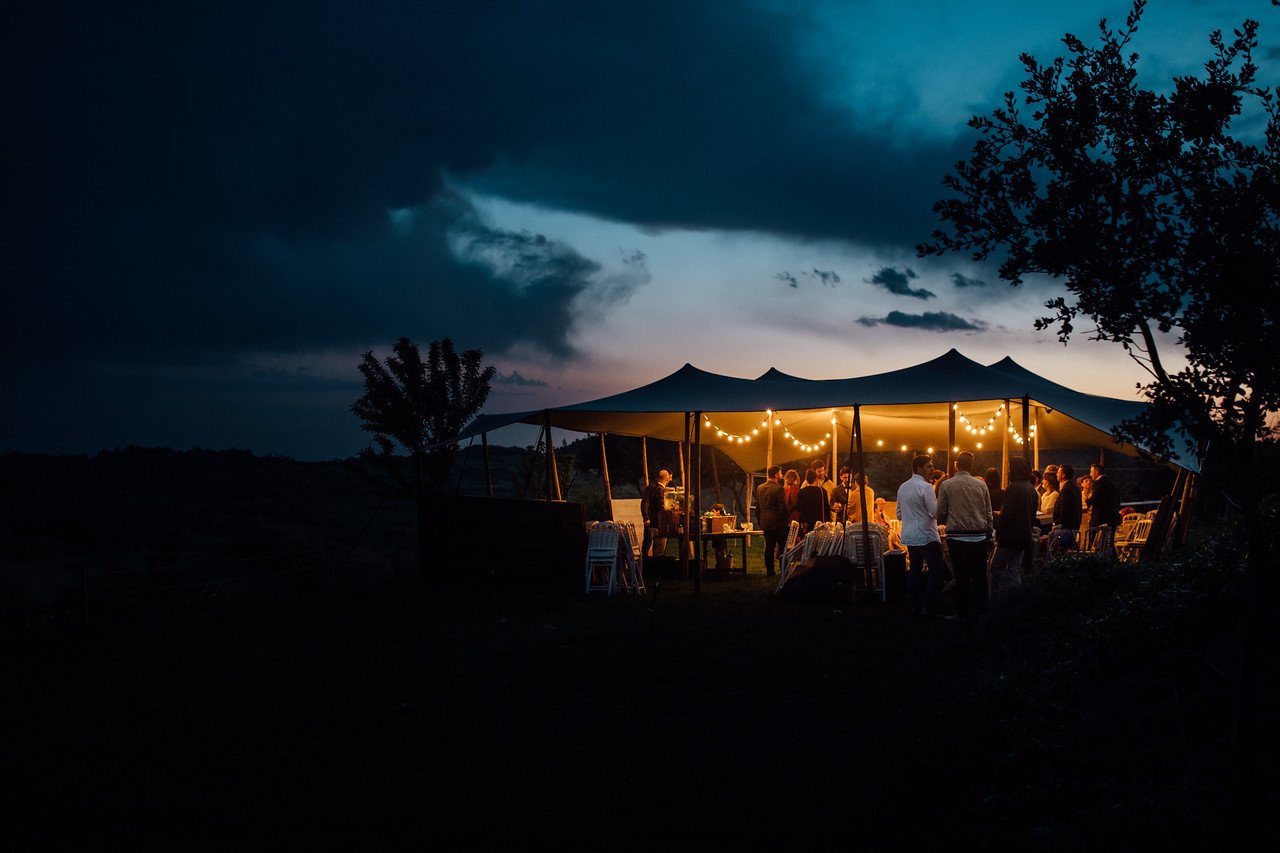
top-left (6, 555), bottom-right (1275, 850)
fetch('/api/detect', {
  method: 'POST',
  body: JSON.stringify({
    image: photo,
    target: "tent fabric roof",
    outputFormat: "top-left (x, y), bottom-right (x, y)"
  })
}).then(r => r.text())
top-left (447, 349), bottom-right (1195, 471)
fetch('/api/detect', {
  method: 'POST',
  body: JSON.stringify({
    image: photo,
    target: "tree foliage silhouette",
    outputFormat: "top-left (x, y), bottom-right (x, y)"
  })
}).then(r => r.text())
top-left (353, 337), bottom-right (495, 494)
top-left (919, 0), bottom-right (1278, 818)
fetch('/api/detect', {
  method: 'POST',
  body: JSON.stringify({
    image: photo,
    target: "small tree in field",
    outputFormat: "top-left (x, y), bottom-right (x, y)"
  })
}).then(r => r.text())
top-left (918, 0), bottom-right (1278, 810)
top-left (352, 337), bottom-right (495, 574)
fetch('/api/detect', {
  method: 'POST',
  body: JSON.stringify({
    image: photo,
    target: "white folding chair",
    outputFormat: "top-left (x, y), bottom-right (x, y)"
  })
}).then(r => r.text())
top-left (845, 525), bottom-right (887, 601)
top-left (619, 522), bottom-right (646, 594)
top-left (585, 524), bottom-right (624, 594)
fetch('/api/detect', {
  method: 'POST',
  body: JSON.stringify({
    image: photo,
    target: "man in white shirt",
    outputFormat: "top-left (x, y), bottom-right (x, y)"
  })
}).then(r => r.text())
top-left (896, 455), bottom-right (947, 616)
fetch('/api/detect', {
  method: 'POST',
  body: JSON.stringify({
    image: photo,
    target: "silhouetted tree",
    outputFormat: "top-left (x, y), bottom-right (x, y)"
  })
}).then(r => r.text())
top-left (919, 0), bottom-right (1278, 824)
top-left (352, 337), bottom-right (495, 576)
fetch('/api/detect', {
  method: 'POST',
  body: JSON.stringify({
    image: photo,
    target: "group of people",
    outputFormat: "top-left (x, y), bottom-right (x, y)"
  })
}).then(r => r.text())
top-left (754, 460), bottom-right (876, 576)
top-left (898, 454), bottom-right (1122, 618)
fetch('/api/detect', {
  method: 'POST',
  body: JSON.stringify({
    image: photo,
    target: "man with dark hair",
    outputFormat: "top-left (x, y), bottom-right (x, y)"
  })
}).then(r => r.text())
top-left (829, 466), bottom-right (849, 517)
top-left (896, 455), bottom-right (947, 616)
top-left (989, 456), bottom-right (1038, 600)
top-left (641, 469), bottom-right (671, 557)
top-left (756, 466), bottom-right (788, 577)
top-left (937, 450), bottom-right (993, 618)
top-left (1053, 463), bottom-right (1082, 549)
top-left (813, 460), bottom-right (835, 504)
top-left (1088, 463), bottom-right (1122, 531)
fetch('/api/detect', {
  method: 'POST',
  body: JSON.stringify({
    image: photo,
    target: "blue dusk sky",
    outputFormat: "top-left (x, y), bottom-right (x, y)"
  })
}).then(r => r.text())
top-left (4, 1), bottom-right (1275, 459)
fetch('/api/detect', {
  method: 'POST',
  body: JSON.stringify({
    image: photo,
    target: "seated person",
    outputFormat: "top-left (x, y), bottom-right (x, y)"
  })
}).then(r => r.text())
top-left (709, 503), bottom-right (731, 568)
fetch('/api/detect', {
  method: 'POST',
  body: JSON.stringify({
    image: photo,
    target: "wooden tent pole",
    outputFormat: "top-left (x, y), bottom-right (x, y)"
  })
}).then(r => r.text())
top-left (599, 433), bottom-right (613, 517)
top-left (1021, 395), bottom-right (1031, 466)
top-left (642, 436), bottom-right (649, 486)
top-left (694, 411), bottom-right (703, 596)
top-left (680, 412), bottom-right (691, 579)
top-left (948, 402), bottom-right (956, 477)
top-left (543, 410), bottom-right (553, 501)
top-left (854, 404), bottom-right (872, 600)
top-left (482, 432), bottom-right (493, 498)
top-left (1033, 407), bottom-right (1040, 472)
top-left (844, 407), bottom-right (857, 526)
top-left (1002, 399), bottom-right (1010, 488)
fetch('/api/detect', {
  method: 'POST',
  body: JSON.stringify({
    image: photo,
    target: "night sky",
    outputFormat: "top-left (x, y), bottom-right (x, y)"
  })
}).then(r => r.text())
top-left (4, 1), bottom-right (1273, 459)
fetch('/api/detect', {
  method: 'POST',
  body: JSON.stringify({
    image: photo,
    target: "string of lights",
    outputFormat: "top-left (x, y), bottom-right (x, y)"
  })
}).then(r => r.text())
top-left (698, 406), bottom-right (1036, 452)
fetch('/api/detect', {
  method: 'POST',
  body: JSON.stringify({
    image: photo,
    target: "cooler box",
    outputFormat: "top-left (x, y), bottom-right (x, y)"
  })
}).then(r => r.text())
top-left (884, 549), bottom-right (908, 600)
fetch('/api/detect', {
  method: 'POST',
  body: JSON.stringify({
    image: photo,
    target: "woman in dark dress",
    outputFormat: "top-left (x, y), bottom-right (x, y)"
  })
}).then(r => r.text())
top-left (795, 468), bottom-right (829, 532)
top-left (984, 467), bottom-right (1005, 512)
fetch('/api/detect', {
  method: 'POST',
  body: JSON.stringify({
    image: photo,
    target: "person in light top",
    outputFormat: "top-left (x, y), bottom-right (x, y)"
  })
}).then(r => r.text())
top-left (896, 455), bottom-right (947, 617)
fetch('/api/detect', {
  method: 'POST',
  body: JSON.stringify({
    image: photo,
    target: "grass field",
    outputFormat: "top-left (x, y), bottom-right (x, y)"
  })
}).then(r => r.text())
top-left (6, 544), bottom-right (1273, 849)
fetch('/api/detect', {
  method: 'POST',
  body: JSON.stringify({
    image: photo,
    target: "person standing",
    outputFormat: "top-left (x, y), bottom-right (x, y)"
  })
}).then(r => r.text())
top-left (795, 468), bottom-right (829, 532)
top-left (1039, 465), bottom-right (1061, 516)
top-left (936, 451), bottom-right (994, 618)
top-left (756, 466), bottom-right (788, 577)
top-left (1053, 463), bottom-right (1082, 549)
top-left (784, 469), bottom-right (802, 524)
top-left (846, 472), bottom-right (875, 525)
top-left (831, 467), bottom-right (852, 523)
top-left (1088, 463), bottom-right (1122, 532)
top-left (641, 469), bottom-right (672, 557)
top-left (813, 460), bottom-right (836, 506)
top-left (896, 455), bottom-right (947, 616)
top-left (989, 456), bottom-right (1038, 601)
top-left (984, 467), bottom-right (1005, 512)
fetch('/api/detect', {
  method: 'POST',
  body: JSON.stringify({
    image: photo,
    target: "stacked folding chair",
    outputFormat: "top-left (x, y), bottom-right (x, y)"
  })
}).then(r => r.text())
top-left (585, 522), bottom-right (629, 595)
top-left (844, 523), bottom-right (888, 601)
top-left (619, 521), bottom-right (646, 593)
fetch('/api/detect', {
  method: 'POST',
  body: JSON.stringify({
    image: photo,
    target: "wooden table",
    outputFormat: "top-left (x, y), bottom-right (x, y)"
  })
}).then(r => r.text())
top-left (699, 530), bottom-right (759, 575)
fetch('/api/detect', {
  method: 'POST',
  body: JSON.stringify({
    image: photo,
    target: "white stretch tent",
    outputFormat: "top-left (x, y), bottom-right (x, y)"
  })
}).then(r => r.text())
top-left (454, 349), bottom-right (1196, 474)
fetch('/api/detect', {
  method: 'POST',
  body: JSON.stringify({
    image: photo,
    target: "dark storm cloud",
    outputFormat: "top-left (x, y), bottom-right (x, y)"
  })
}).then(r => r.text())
top-left (492, 371), bottom-right (549, 388)
top-left (950, 272), bottom-right (988, 288)
top-left (0, 0), bottom-right (970, 456)
top-left (865, 267), bottom-right (936, 300)
top-left (776, 269), bottom-right (845, 290)
top-left (857, 311), bottom-right (987, 332)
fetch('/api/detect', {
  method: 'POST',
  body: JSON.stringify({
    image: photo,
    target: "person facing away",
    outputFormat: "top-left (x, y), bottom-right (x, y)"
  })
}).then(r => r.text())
top-left (989, 456), bottom-right (1038, 602)
top-left (1052, 463), bottom-right (1082, 549)
top-left (784, 469), bottom-right (802, 523)
top-left (755, 466), bottom-right (788, 577)
top-left (1087, 463), bottom-right (1122, 531)
top-left (641, 468), bottom-right (672, 557)
top-left (936, 450), bottom-right (994, 618)
top-left (896, 454), bottom-right (947, 616)
top-left (846, 472), bottom-right (875, 525)
top-left (795, 468), bottom-right (829, 532)
top-left (984, 467), bottom-right (1005, 512)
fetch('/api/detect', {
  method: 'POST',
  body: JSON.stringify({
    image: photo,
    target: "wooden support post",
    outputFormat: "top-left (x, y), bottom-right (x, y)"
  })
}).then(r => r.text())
top-left (854, 404), bottom-right (873, 601)
top-left (1002, 399), bottom-right (1010, 488)
top-left (543, 411), bottom-right (553, 501)
top-left (482, 432), bottom-right (493, 498)
top-left (642, 436), bottom-right (649, 486)
top-left (948, 402), bottom-right (956, 477)
top-left (694, 411), bottom-right (703, 596)
top-left (599, 432), bottom-right (613, 515)
top-left (1021, 395), bottom-right (1031, 466)
top-left (680, 413), bottom-right (691, 579)
top-left (1033, 407), bottom-right (1040, 472)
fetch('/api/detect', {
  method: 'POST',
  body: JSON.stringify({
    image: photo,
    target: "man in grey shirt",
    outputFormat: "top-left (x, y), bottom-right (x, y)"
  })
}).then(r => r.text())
top-left (937, 451), bottom-right (994, 618)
